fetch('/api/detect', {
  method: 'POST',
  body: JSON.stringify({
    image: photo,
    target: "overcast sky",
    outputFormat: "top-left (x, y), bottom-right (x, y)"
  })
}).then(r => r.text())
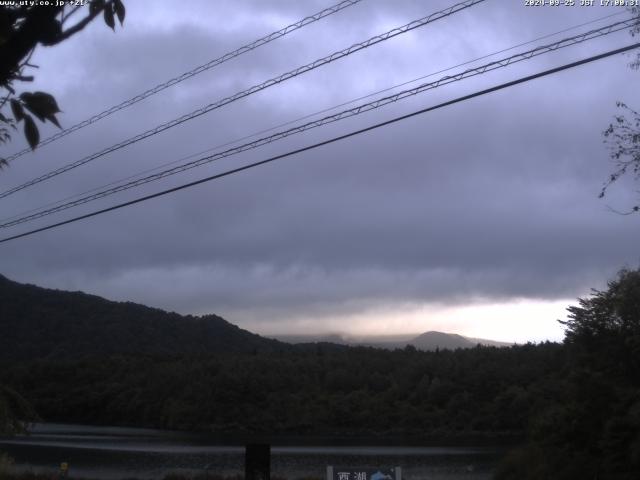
top-left (1, 0), bottom-right (639, 342)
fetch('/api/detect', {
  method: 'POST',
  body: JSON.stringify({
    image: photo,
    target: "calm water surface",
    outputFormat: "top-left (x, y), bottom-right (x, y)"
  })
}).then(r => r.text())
top-left (0, 424), bottom-right (504, 480)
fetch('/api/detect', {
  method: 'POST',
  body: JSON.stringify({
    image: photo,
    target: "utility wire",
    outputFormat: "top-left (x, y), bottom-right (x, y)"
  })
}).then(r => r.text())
top-left (2, 9), bottom-right (626, 226)
top-left (0, 0), bottom-right (486, 200)
top-left (1, 42), bottom-right (638, 245)
top-left (15, 6), bottom-right (619, 229)
top-left (1, 16), bottom-right (636, 229)
top-left (2, 8), bottom-right (624, 226)
top-left (3, 0), bottom-right (364, 163)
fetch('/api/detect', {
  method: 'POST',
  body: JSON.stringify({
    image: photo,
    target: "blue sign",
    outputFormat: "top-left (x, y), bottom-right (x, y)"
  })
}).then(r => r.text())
top-left (327, 466), bottom-right (401, 480)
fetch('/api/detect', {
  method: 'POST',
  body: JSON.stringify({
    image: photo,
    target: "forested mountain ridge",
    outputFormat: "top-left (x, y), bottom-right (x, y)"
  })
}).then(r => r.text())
top-left (274, 331), bottom-right (511, 351)
top-left (0, 274), bottom-right (283, 360)
top-left (408, 331), bottom-right (510, 350)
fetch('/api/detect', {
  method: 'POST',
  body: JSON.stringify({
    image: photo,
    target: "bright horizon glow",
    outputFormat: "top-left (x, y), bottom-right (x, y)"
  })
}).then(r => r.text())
top-left (248, 298), bottom-right (573, 344)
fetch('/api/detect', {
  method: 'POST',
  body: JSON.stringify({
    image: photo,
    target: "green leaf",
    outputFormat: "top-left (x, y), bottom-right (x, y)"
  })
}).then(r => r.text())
top-left (47, 114), bottom-right (61, 129)
top-left (38, 19), bottom-right (62, 46)
top-left (10, 99), bottom-right (24, 122)
top-left (114, 0), bottom-right (125, 25)
top-left (23, 115), bottom-right (39, 150)
top-left (36, 91), bottom-right (60, 113)
top-left (104, 3), bottom-right (115, 30)
top-left (20, 91), bottom-right (61, 123)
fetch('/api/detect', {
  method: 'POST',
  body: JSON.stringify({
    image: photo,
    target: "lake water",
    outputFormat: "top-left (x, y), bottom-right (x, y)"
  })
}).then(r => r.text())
top-left (0, 424), bottom-right (505, 480)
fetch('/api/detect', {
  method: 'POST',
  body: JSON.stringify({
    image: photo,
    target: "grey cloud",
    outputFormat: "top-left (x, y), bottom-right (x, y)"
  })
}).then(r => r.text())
top-left (1, 0), bottom-right (639, 336)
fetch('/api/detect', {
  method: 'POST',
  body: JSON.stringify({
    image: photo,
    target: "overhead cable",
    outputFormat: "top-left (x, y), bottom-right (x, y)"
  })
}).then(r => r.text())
top-left (1, 41), bottom-right (638, 244)
top-left (1, 16), bottom-right (636, 229)
top-left (3, 10), bottom-right (626, 227)
top-left (4, 8), bottom-right (622, 226)
top-left (0, 0), bottom-right (486, 199)
top-left (2, 0), bottom-right (365, 163)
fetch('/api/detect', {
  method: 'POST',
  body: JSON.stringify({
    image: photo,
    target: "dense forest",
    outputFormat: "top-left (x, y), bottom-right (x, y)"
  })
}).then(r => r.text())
top-left (0, 343), bottom-right (562, 438)
top-left (1, 269), bottom-right (639, 478)
top-left (0, 274), bottom-right (282, 360)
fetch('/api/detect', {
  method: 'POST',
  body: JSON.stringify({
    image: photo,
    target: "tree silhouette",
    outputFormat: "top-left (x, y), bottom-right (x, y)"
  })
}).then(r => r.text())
top-left (601, 8), bottom-right (640, 213)
top-left (497, 268), bottom-right (640, 479)
top-left (0, 0), bottom-right (125, 167)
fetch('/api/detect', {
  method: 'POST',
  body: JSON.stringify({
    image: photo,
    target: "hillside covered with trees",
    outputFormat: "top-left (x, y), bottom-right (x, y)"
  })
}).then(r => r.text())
top-left (0, 342), bottom-right (562, 439)
top-left (0, 274), bottom-right (282, 360)
top-left (1, 269), bottom-right (639, 478)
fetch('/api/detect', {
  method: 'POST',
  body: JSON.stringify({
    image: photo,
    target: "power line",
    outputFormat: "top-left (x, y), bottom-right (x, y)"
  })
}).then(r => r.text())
top-left (2, 16), bottom-right (636, 229)
top-left (2, 8), bottom-right (625, 226)
top-left (0, 0), bottom-right (486, 200)
top-left (2, 16), bottom-right (634, 227)
top-left (1, 41), bottom-right (638, 245)
top-left (3, 0), bottom-right (364, 164)
top-left (17, 5), bottom-right (619, 229)
top-left (4, 10), bottom-right (626, 225)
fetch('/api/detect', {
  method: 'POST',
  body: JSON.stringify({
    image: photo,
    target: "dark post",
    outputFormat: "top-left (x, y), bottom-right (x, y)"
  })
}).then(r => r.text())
top-left (245, 443), bottom-right (270, 480)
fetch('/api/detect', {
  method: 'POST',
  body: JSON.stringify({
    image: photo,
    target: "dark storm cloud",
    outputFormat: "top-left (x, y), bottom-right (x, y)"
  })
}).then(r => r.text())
top-left (1, 0), bottom-right (639, 336)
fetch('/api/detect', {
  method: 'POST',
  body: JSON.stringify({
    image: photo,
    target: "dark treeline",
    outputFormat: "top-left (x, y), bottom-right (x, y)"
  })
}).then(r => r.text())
top-left (0, 342), bottom-right (563, 438)
top-left (0, 274), bottom-right (283, 361)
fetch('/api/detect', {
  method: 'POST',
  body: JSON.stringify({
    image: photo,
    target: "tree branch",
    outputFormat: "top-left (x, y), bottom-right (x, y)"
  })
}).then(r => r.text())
top-left (0, 7), bottom-right (63, 85)
top-left (61, 4), bottom-right (84, 25)
top-left (56, 3), bottom-right (108, 43)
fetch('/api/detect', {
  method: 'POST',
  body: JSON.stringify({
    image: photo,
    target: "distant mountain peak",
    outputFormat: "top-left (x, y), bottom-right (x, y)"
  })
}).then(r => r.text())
top-left (409, 330), bottom-right (512, 349)
top-left (416, 330), bottom-right (468, 339)
top-left (408, 331), bottom-right (474, 350)
top-left (274, 330), bottom-right (510, 351)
